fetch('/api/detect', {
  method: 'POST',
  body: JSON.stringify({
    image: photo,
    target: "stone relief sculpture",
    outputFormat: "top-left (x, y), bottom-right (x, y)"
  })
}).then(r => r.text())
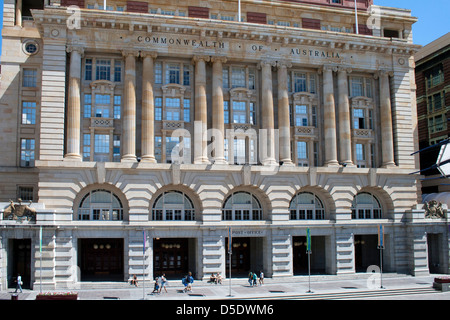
top-left (424, 200), bottom-right (446, 219)
top-left (3, 198), bottom-right (36, 222)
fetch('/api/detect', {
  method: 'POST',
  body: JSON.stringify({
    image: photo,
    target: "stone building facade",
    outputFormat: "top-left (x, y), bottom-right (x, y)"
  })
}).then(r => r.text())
top-left (0, 0), bottom-right (448, 290)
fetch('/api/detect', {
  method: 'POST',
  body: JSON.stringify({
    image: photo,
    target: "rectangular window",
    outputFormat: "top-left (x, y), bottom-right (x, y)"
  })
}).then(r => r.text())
top-left (294, 73), bottom-right (307, 92)
top-left (297, 141), bottom-right (308, 167)
top-left (155, 62), bottom-right (162, 84)
top-left (351, 77), bottom-right (364, 97)
top-left (231, 67), bottom-right (246, 88)
top-left (155, 136), bottom-right (162, 163)
top-left (113, 135), bottom-right (121, 162)
top-left (18, 186), bottom-right (34, 201)
top-left (84, 94), bottom-right (92, 118)
top-left (22, 102), bottom-right (36, 124)
top-left (166, 136), bottom-right (180, 163)
top-left (94, 134), bottom-right (109, 162)
top-left (353, 108), bottom-right (365, 129)
top-left (224, 101), bottom-right (229, 124)
top-left (22, 69), bottom-right (37, 87)
top-left (309, 75), bottom-right (316, 94)
top-left (165, 98), bottom-right (181, 121)
top-left (223, 68), bottom-right (229, 89)
top-left (234, 138), bottom-right (246, 164)
top-left (248, 69), bottom-right (256, 90)
top-left (250, 102), bottom-right (256, 125)
top-left (96, 59), bottom-right (111, 81)
top-left (114, 60), bottom-right (122, 82)
top-left (165, 63), bottom-right (180, 84)
top-left (95, 94), bottom-right (111, 118)
top-left (356, 143), bottom-right (366, 168)
top-left (85, 59), bottom-right (93, 81)
top-left (295, 105), bottom-right (308, 127)
top-left (232, 101), bottom-right (247, 124)
top-left (113, 95), bottom-right (121, 119)
top-left (183, 64), bottom-right (190, 86)
top-left (365, 78), bottom-right (373, 98)
top-left (20, 139), bottom-right (35, 167)
top-left (183, 99), bottom-right (190, 122)
top-left (83, 134), bottom-right (91, 161)
top-left (155, 97), bottom-right (162, 121)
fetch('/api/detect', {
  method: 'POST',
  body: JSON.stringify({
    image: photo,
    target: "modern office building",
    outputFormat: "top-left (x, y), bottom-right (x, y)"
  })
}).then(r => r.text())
top-left (415, 32), bottom-right (450, 196)
top-left (0, 0), bottom-right (448, 290)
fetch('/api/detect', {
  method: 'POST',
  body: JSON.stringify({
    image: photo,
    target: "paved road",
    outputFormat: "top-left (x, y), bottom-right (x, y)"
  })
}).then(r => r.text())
top-left (1, 273), bottom-right (449, 301)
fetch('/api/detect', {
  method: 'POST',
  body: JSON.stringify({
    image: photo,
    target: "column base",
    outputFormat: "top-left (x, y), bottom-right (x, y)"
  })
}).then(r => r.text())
top-left (324, 160), bottom-right (340, 167)
top-left (140, 156), bottom-right (157, 163)
top-left (213, 158), bottom-right (228, 165)
top-left (381, 162), bottom-right (396, 168)
top-left (121, 155), bottom-right (137, 162)
top-left (262, 158), bottom-right (278, 166)
top-left (280, 160), bottom-right (295, 166)
top-left (63, 154), bottom-right (82, 161)
top-left (194, 157), bottom-right (211, 165)
top-left (340, 161), bottom-right (356, 168)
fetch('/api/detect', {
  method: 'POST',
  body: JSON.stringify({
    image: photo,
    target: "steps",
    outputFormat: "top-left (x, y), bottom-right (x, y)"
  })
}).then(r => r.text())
top-left (243, 287), bottom-right (438, 300)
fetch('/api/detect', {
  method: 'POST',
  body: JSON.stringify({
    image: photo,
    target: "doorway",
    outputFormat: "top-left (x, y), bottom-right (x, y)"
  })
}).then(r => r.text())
top-left (78, 238), bottom-right (124, 281)
top-left (225, 237), bottom-right (264, 277)
top-left (8, 239), bottom-right (32, 289)
top-left (428, 233), bottom-right (443, 274)
top-left (293, 236), bottom-right (326, 275)
top-left (354, 235), bottom-right (379, 272)
top-left (153, 238), bottom-right (195, 279)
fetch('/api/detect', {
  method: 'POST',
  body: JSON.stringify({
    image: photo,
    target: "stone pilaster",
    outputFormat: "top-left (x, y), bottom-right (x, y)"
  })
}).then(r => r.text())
top-left (141, 52), bottom-right (158, 163)
top-left (64, 45), bottom-right (84, 161)
top-left (277, 61), bottom-right (294, 166)
top-left (193, 55), bottom-right (210, 164)
top-left (259, 60), bottom-right (277, 166)
top-left (211, 56), bottom-right (227, 164)
top-left (378, 70), bottom-right (396, 168)
top-left (122, 50), bottom-right (139, 162)
top-left (337, 67), bottom-right (353, 166)
top-left (322, 65), bottom-right (339, 166)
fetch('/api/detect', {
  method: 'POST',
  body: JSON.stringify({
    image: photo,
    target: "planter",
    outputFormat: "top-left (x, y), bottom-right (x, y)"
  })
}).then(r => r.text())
top-left (36, 293), bottom-right (78, 300)
top-left (434, 277), bottom-right (450, 284)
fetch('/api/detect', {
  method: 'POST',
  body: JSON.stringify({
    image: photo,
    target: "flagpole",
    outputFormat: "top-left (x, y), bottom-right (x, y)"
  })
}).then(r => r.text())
top-left (228, 227), bottom-right (232, 297)
top-left (143, 230), bottom-right (146, 300)
top-left (39, 226), bottom-right (42, 294)
top-left (354, 0), bottom-right (359, 34)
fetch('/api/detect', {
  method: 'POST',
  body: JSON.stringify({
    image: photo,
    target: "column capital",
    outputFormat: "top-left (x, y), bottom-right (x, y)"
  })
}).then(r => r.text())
top-left (276, 60), bottom-right (292, 69)
top-left (192, 55), bottom-right (211, 64)
top-left (375, 69), bottom-right (394, 78)
top-left (66, 45), bottom-right (84, 57)
top-left (320, 64), bottom-right (338, 73)
top-left (211, 56), bottom-right (227, 64)
top-left (337, 66), bottom-right (352, 74)
top-left (122, 50), bottom-right (140, 58)
top-left (140, 51), bottom-right (158, 59)
top-left (258, 60), bottom-right (277, 69)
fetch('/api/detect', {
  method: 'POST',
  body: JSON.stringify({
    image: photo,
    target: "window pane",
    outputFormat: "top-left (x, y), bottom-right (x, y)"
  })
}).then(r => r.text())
top-left (22, 102), bottom-right (36, 124)
top-left (231, 67), bottom-right (245, 88)
top-left (23, 69), bottom-right (37, 87)
top-left (96, 59), bottom-right (111, 81)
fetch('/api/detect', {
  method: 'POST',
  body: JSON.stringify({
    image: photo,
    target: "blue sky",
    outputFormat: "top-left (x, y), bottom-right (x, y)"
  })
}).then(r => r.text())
top-left (0, 1), bottom-right (448, 55)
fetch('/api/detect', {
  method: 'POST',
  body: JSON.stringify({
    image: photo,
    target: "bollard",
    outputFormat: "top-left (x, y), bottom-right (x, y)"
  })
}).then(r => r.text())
top-left (11, 294), bottom-right (19, 300)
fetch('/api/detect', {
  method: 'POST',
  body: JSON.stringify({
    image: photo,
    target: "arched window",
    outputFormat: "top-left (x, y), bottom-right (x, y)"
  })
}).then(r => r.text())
top-left (351, 192), bottom-right (382, 219)
top-left (289, 192), bottom-right (325, 220)
top-left (78, 189), bottom-right (123, 221)
top-left (152, 191), bottom-right (195, 221)
top-left (222, 191), bottom-right (262, 221)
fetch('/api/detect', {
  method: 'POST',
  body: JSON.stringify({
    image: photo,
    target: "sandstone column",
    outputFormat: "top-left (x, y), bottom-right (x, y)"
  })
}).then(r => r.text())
top-left (322, 65), bottom-right (339, 166)
top-left (64, 45), bottom-right (84, 161)
top-left (260, 60), bottom-right (277, 166)
top-left (277, 61), bottom-right (293, 166)
top-left (379, 70), bottom-right (396, 167)
top-left (211, 56), bottom-right (227, 164)
top-left (193, 56), bottom-right (210, 164)
top-left (141, 52), bottom-right (158, 163)
top-left (122, 50), bottom-right (139, 162)
top-left (337, 67), bottom-right (353, 166)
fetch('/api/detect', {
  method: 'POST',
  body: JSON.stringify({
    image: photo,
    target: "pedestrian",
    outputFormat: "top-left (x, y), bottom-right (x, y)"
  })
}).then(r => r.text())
top-left (252, 272), bottom-right (257, 286)
top-left (259, 270), bottom-right (264, 286)
top-left (131, 274), bottom-right (138, 287)
top-left (187, 272), bottom-right (194, 292)
top-left (215, 272), bottom-right (223, 285)
top-left (248, 272), bottom-right (253, 287)
top-left (152, 277), bottom-right (160, 294)
top-left (14, 274), bottom-right (23, 293)
top-left (159, 274), bottom-right (167, 293)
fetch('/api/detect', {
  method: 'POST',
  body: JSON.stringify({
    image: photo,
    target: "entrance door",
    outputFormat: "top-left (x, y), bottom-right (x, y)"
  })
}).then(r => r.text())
top-left (9, 239), bottom-right (32, 288)
top-left (79, 238), bottom-right (124, 281)
top-left (153, 238), bottom-right (189, 278)
top-left (225, 237), bottom-right (251, 276)
top-left (428, 234), bottom-right (442, 274)
top-left (354, 235), bottom-right (379, 272)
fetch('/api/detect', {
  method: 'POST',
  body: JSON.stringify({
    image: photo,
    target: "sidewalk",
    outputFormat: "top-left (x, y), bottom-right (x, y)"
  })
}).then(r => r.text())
top-left (2, 273), bottom-right (450, 300)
